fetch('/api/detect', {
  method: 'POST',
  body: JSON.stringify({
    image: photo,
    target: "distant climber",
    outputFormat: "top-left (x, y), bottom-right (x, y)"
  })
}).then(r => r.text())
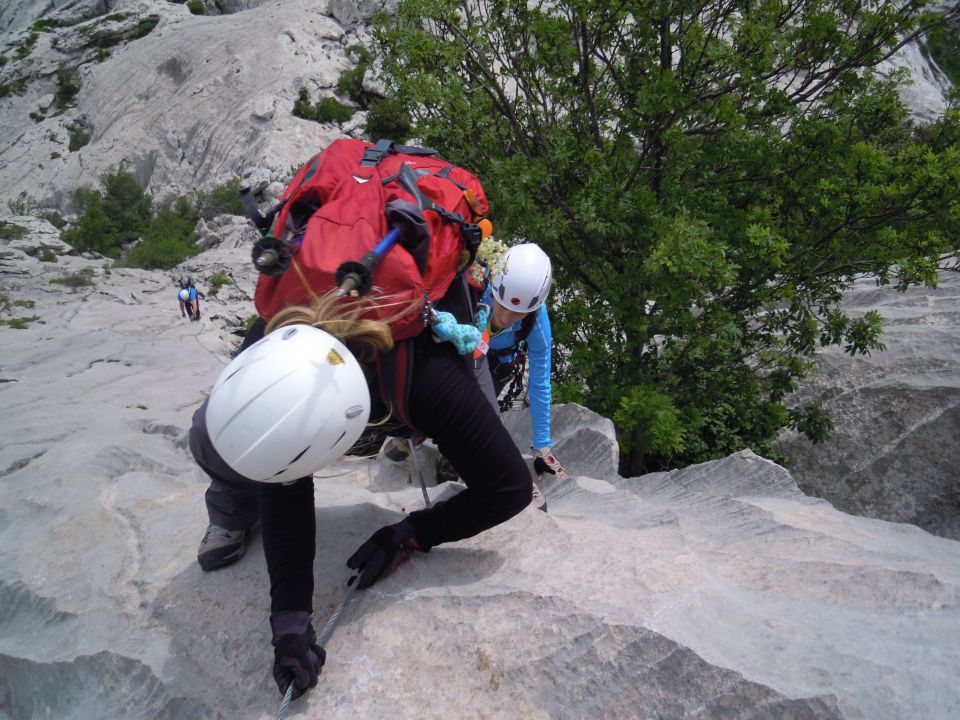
top-left (178, 287), bottom-right (193, 319)
top-left (186, 278), bottom-right (205, 321)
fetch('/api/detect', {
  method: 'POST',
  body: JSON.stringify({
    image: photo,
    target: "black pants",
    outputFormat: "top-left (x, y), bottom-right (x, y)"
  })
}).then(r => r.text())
top-left (189, 320), bottom-right (531, 613)
top-left (404, 338), bottom-right (531, 549)
top-left (191, 317), bottom-right (274, 531)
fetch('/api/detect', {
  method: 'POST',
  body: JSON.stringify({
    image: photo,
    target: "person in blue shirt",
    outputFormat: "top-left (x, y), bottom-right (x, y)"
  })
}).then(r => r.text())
top-left (177, 286), bottom-right (192, 319)
top-left (385, 244), bottom-right (565, 507)
top-left (478, 243), bottom-right (566, 491)
top-left (185, 278), bottom-right (205, 322)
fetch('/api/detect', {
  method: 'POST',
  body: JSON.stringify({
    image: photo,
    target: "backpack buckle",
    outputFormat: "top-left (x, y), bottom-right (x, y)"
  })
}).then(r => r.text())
top-left (360, 139), bottom-right (396, 166)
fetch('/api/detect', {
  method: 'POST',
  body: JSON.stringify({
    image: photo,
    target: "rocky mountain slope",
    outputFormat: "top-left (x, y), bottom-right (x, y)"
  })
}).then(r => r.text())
top-left (2, 2), bottom-right (959, 718)
top-left (2, 206), bottom-right (960, 720)
top-left (0, 0), bottom-right (390, 210)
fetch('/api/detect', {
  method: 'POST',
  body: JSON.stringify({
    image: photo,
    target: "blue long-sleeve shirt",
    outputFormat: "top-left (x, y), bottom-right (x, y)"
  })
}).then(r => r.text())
top-left (481, 286), bottom-right (553, 450)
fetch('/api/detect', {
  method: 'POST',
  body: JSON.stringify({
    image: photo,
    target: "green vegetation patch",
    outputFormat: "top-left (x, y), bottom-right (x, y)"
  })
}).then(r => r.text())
top-left (124, 208), bottom-right (199, 269)
top-left (1, 315), bottom-right (41, 329)
top-left (38, 249), bottom-right (58, 262)
top-left (131, 17), bottom-right (159, 40)
top-left (293, 89), bottom-right (354, 124)
top-left (207, 271), bottom-right (233, 296)
top-left (924, 19), bottom-right (960, 85)
top-left (15, 31), bottom-right (39, 60)
top-left (366, 98), bottom-right (412, 143)
top-left (55, 67), bottom-right (81, 112)
top-left (187, 0), bottom-right (207, 15)
top-left (0, 77), bottom-right (28, 99)
top-left (40, 210), bottom-right (66, 228)
top-left (82, 14), bottom-right (159, 52)
top-left (68, 126), bottom-right (90, 152)
top-left (50, 268), bottom-right (95, 288)
top-left (337, 44), bottom-right (374, 106)
top-left (0, 221), bottom-right (29, 240)
top-left (201, 179), bottom-right (245, 218)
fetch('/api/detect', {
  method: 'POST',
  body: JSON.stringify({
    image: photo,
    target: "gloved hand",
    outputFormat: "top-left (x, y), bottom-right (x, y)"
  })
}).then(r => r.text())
top-left (270, 610), bottom-right (326, 699)
top-left (533, 447), bottom-right (566, 480)
top-left (346, 518), bottom-right (427, 589)
top-left (431, 311), bottom-right (482, 355)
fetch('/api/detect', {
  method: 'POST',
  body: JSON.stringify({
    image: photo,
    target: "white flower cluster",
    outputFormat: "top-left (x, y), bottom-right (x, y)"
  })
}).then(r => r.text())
top-left (471, 235), bottom-right (509, 285)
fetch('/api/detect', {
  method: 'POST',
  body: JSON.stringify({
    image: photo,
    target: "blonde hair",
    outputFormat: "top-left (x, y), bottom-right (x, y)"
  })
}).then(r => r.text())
top-left (265, 290), bottom-right (394, 365)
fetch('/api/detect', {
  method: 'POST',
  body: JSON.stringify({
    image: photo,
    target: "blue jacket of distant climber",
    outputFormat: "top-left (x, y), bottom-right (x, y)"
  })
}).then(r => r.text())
top-left (481, 285), bottom-right (553, 450)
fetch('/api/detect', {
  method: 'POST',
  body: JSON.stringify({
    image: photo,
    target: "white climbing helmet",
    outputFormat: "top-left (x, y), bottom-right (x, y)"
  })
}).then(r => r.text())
top-left (205, 324), bottom-right (370, 483)
top-left (178, 289), bottom-right (190, 301)
top-left (491, 243), bottom-right (552, 313)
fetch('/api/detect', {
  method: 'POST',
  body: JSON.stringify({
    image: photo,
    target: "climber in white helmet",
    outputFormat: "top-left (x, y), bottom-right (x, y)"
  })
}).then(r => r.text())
top-left (188, 284), bottom-right (534, 702)
top-left (385, 242), bottom-right (565, 507)
top-left (481, 244), bottom-right (565, 495)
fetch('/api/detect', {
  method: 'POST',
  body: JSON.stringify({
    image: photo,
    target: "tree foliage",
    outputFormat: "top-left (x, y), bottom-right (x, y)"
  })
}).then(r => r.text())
top-left (61, 168), bottom-right (200, 269)
top-left (376, 0), bottom-right (960, 475)
top-left (125, 208), bottom-right (197, 269)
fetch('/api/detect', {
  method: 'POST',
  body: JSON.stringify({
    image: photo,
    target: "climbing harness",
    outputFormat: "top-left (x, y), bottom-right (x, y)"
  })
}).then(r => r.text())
top-left (498, 352), bottom-right (529, 412)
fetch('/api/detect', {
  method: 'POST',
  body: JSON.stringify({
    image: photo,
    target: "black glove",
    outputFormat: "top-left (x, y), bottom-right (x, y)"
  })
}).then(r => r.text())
top-left (270, 611), bottom-right (326, 699)
top-left (346, 518), bottom-right (426, 589)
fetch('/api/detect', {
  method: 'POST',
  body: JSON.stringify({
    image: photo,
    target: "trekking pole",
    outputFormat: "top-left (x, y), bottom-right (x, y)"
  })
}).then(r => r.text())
top-left (335, 228), bottom-right (401, 297)
top-left (407, 438), bottom-right (432, 508)
top-left (275, 577), bottom-right (360, 720)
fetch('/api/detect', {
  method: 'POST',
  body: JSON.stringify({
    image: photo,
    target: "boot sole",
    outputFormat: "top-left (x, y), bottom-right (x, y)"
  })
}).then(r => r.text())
top-left (198, 544), bottom-right (246, 572)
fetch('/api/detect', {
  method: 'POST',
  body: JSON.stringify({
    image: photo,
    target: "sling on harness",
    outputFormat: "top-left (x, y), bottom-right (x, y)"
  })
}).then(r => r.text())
top-left (494, 310), bottom-right (538, 412)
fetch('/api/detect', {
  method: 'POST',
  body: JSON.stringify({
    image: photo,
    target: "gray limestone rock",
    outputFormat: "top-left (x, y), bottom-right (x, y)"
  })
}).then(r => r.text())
top-left (777, 271), bottom-right (960, 541)
top-left (0, 0), bottom-right (352, 209)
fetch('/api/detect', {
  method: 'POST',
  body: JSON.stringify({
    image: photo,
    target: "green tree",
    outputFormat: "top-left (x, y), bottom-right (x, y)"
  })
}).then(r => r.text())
top-left (200, 178), bottom-right (245, 219)
top-left (61, 169), bottom-right (151, 256)
top-left (376, 0), bottom-right (960, 475)
top-left (125, 208), bottom-right (198, 269)
top-left (61, 188), bottom-right (115, 254)
top-left (100, 168), bottom-right (151, 245)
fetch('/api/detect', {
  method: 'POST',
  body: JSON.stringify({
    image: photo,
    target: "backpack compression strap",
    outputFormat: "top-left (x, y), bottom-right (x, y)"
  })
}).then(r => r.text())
top-left (360, 139), bottom-right (438, 166)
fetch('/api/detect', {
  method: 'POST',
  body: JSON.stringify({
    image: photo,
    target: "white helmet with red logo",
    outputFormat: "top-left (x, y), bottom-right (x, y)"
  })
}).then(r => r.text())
top-left (491, 243), bottom-right (552, 312)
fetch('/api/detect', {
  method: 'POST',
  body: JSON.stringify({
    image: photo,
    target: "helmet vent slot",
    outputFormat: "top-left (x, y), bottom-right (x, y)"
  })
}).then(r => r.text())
top-left (288, 445), bottom-right (311, 465)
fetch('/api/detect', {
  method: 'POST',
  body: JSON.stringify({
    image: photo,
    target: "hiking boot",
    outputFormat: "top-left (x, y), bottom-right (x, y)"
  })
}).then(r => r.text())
top-left (530, 481), bottom-right (547, 513)
top-left (436, 456), bottom-right (459, 484)
top-left (197, 523), bottom-right (250, 571)
top-left (384, 436), bottom-right (412, 462)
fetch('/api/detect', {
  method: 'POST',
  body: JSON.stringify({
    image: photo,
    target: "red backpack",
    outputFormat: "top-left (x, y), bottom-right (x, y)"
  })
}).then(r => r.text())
top-left (251, 139), bottom-right (490, 341)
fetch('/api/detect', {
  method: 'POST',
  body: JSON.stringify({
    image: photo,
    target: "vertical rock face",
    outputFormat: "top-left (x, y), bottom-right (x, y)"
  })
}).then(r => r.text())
top-left (2, 229), bottom-right (960, 719)
top-left (0, 0), bottom-right (370, 208)
top-left (777, 271), bottom-right (960, 540)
